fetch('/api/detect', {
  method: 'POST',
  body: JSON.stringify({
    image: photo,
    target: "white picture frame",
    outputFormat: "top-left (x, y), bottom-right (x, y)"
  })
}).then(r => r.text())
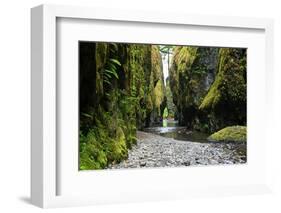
top-left (31, 4), bottom-right (274, 208)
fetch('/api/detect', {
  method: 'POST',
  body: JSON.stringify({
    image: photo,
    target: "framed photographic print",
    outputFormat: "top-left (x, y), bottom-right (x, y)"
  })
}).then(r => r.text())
top-left (31, 4), bottom-right (274, 208)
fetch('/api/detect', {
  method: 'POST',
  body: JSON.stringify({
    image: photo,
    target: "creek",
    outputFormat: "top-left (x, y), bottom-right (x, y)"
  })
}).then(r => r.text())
top-left (144, 119), bottom-right (210, 143)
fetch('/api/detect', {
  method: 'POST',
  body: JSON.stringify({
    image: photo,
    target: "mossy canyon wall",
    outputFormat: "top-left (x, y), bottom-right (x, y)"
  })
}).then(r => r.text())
top-left (79, 42), bottom-right (247, 170)
top-left (79, 42), bottom-right (166, 169)
top-left (169, 47), bottom-right (247, 133)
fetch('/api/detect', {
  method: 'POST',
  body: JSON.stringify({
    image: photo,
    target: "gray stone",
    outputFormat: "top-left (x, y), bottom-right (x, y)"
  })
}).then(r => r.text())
top-left (140, 162), bottom-right (146, 167)
top-left (107, 131), bottom-right (246, 169)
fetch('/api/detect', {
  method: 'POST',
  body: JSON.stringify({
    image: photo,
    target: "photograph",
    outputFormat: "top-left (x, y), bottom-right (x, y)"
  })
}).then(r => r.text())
top-left (79, 42), bottom-right (247, 170)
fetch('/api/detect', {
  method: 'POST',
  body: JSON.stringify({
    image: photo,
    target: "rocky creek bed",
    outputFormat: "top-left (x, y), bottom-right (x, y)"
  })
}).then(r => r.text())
top-left (107, 131), bottom-right (246, 169)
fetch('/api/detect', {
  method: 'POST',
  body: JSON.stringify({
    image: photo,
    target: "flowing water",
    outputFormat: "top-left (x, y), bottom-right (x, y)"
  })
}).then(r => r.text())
top-left (144, 119), bottom-right (210, 143)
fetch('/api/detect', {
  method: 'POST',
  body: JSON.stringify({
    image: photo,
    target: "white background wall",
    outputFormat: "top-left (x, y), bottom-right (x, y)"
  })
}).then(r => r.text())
top-left (0, 0), bottom-right (280, 212)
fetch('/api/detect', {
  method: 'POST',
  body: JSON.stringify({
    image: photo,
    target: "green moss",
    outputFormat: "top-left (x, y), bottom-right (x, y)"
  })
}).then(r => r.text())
top-left (169, 47), bottom-right (246, 132)
top-left (169, 46), bottom-right (215, 127)
top-left (95, 43), bottom-right (108, 96)
top-left (151, 45), bottom-right (162, 80)
top-left (153, 80), bottom-right (165, 110)
top-left (172, 47), bottom-right (196, 74)
top-left (80, 43), bottom-right (167, 169)
top-left (198, 48), bottom-right (246, 132)
top-left (162, 107), bottom-right (168, 118)
top-left (107, 127), bottom-right (128, 163)
top-left (199, 72), bottom-right (222, 110)
top-left (165, 78), bottom-right (176, 118)
top-left (79, 101), bottom-right (132, 170)
top-left (79, 130), bottom-right (108, 170)
top-left (199, 48), bottom-right (226, 110)
top-left (199, 48), bottom-right (246, 111)
top-left (208, 126), bottom-right (247, 143)
top-left (169, 47), bottom-right (190, 109)
top-left (79, 120), bottom-right (129, 170)
top-left (151, 46), bottom-right (165, 110)
top-left (145, 93), bottom-right (153, 113)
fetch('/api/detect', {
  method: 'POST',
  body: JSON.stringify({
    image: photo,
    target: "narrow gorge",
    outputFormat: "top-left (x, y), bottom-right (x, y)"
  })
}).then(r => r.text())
top-left (79, 42), bottom-right (247, 170)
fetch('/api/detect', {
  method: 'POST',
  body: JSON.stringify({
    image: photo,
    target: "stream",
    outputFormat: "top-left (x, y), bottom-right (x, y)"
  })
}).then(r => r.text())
top-left (107, 119), bottom-right (247, 169)
top-left (144, 119), bottom-right (210, 143)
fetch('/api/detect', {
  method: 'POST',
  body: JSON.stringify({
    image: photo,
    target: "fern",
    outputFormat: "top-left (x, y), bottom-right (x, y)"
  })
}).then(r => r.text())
top-left (109, 58), bottom-right (121, 66)
top-left (103, 58), bottom-right (121, 86)
top-left (105, 69), bottom-right (119, 79)
top-left (81, 112), bottom-right (93, 119)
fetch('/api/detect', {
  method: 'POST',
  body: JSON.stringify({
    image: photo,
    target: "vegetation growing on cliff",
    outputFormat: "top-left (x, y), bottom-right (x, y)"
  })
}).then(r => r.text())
top-left (79, 42), bottom-right (247, 170)
top-left (79, 42), bottom-right (166, 170)
top-left (169, 46), bottom-right (220, 131)
top-left (165, 77), bottom-right (176, 118)
top-left (199, 48), bottom-right (247, 131)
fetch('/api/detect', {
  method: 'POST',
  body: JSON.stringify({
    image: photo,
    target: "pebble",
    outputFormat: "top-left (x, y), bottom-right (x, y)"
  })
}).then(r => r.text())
top-left (107, 131), bottom-right (247, 169)
top-left (140, 162), bottom-right (146, 167)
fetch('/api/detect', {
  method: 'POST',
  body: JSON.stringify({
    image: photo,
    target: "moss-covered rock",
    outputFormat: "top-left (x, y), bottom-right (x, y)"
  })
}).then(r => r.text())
top-left (79, 130), bottom-right (107, 170)
top-left (169, 46), bottom-right (219, 129)
top-left (199, 48), bottom-right (247, 131)
top-left (165, 77), bottom-right (176, 118)
top-left (79, 42), bottom-right (166, 170)
top-left (169, 46), bottom-right (246, 133)
top-left (208, 126), bottom-right (246, 143)
top-left (145, 45), bottom-right (166, 126)
top-left (107, 127), bottom-right (128, 163)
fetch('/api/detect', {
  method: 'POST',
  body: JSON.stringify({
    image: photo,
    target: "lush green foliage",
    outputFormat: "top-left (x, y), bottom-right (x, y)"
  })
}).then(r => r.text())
top-left (79, 42), bottom-right (247, 170)
top-left (79, 102), bottom-right (132, 170)
top-left (165, 78), bottom-right (176, 118)
top-left (169, 46), bottom-right (246, 133)
top-left (199, 48), bottom-right (247, 131)
top-left (200, 48), bottom-right (246, 110)
top-left (79, 42), bottom-right (166, 170)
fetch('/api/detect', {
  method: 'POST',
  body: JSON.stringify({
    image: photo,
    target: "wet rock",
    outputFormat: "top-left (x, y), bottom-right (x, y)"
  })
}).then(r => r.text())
top-left (240, 156), bottom-right (246, 162)
top-left (182, 161), bottom-right (190, 166)
top-left (107, 131), bottom-right (247, 169)
top-left (140, 162), bottom-right (146, 167)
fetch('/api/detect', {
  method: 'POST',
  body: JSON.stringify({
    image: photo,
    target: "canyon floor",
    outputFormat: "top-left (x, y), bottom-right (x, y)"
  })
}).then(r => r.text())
top-left (107, 131), bottom-right (246, 169)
